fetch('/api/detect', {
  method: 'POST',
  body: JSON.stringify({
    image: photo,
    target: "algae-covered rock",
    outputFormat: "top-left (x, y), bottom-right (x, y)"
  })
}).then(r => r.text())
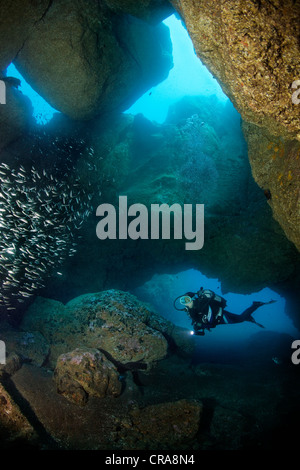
top-left (0, 353), bottom-right (22, 377)
top-left (20, 297), bottom-right (72, 346)
top-left (171, 0), bottom-right (299, 138)
top-left (54, 348), bottom-right (122, 406)
top-left (20, 296), bottom-right (86, 368)
top-left (170, 0), bottom-right (300, 252)
top-left (0, 380), bottom-right (38, 447)
top-left (0, 321), bottom-right (49, 368)
top-left (243, 122), bottom-right (300, 251)
top-left (6, 332), bottom-right (49, 368)
top-left (21, 290), bottom-right (178, 369)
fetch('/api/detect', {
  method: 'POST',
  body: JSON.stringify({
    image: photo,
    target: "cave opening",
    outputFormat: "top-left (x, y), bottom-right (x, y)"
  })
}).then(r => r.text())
top-left (122, 14), bottom-right (298, 343)
top-left (132, 269), bottom-right (298, 364)
top-left (6, 63), bottom-right (57, 125)
top-left (126, 14), bottom-right (228, 123)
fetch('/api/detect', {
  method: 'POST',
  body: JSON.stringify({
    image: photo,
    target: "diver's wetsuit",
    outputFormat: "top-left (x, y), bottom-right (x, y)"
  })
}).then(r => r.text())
top-left (185, 290), bottom-right (274, 335)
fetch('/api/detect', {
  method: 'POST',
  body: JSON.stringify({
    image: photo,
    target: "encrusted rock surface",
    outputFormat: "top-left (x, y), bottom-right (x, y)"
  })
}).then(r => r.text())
top-left (0, 0), bottom-right (50, 71)
top-left (171, 0), bottom-right (299, 138)
top-left (1, 324), bottom-right (49, 368)
top-left (54, 348), bottom-right (122, 406)
top-left (66, 290), bottom-right (169, 367)
top-left (243, 122), bottom-right (300, 251)
top-left (0, 352), bottom-right (22, 377)
top-left (21, 290), bottom-right (189, 369)
top-left (0, 380), bottom-right (37, 447)
top-left (171, 0), bottom-right (300, 251)
top-left (1, 0), bottom-right (298, 260)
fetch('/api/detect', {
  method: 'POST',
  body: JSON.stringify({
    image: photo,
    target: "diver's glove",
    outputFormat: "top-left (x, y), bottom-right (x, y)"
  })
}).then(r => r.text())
top-left (197, 287), bottom-right (204, 297)
top-left (194, 329), bottom-right (205, 336)
top-left (193, 323), bottom-right (205, 336)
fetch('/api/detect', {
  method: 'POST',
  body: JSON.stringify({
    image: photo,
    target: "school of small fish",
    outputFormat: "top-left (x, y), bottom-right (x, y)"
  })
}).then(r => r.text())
top-left (0, 161), bottom-right (93, 311)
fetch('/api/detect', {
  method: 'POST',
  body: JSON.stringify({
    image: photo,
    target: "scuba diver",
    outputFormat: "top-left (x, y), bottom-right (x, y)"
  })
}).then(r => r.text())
top-left (174, 287), bottom-right (276, 336)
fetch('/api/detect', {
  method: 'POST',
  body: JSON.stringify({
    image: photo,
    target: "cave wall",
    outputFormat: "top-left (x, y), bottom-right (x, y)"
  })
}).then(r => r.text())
top-left (170, 0), bottom-right (300, 251)
top-left (170, 0), bottom-right (299, 137)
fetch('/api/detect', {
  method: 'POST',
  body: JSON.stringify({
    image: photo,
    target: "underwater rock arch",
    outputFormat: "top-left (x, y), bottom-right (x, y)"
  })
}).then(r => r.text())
top-left (0, 0), bottom-right (299, 328)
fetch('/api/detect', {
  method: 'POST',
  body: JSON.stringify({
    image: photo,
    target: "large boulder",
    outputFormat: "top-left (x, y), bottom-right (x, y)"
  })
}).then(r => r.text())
top-left (54, 348), bottom-right (122, 406)
top-left (9, 0), bottom-right (172, 120)
top-left (0, 380), bottom-right (38, 448)
top-left (1, 326), bottom-right (49, 368)
top-left (0, 352), bottom-right (22, 377)
top-left (65, 290), bottom-right (169, 366)
top-left (21, 290), bottom-right (184, 369)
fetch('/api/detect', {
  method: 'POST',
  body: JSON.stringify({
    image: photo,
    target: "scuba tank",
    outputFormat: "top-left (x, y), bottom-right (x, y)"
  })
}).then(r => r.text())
top-left (197, 287), bottom-right (227, 308)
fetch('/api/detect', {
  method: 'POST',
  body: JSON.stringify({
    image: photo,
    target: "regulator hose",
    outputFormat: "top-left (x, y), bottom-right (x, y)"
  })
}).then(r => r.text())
top-left (173, 295), bottom-right (187, 311)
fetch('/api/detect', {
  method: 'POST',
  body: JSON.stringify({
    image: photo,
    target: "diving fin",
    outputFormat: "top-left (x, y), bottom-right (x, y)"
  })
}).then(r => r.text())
top-left (248, 316), bottom-right (265, 328)
top-left (248, 299), bottom-right (276, 327)
top-left (253, 300), bottom-right (276, 306)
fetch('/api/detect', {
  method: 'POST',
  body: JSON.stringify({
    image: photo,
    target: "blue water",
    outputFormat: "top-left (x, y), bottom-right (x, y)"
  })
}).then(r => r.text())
top-left (133, 269), bottom-right (298, 348)
top-left (6, 63), bottom-right (57, 125)
top-left (126, 15), bottom-right (228, 123)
